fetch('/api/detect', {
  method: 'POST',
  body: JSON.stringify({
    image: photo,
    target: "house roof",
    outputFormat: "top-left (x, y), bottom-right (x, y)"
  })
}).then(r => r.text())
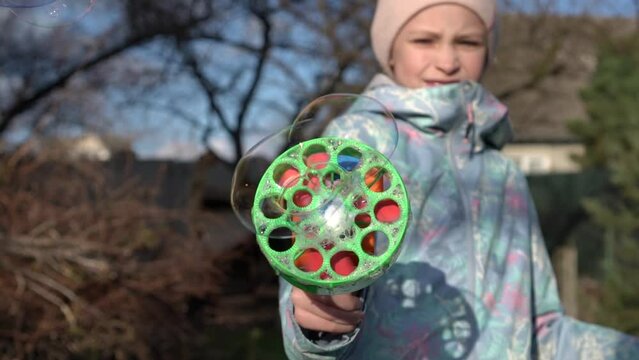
top-left (482, 14), bottom-right (635, 143)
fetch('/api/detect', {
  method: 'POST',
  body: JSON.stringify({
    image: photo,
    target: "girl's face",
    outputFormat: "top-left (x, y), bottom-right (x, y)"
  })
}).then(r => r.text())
top-left (389, 4), bottom-right (488, 89)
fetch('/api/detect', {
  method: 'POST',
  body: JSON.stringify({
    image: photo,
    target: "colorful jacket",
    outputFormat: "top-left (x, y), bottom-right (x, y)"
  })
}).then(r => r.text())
top-left (278, 74), bottom-right (639, 359)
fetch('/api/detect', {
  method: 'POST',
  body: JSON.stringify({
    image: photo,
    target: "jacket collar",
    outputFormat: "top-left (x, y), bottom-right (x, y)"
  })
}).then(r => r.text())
top-left (362, 74), bottom-right (513, 151)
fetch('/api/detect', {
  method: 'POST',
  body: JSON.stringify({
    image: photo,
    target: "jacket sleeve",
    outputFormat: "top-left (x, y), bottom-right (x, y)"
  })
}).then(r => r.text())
top-left (278, 112), bottom-right (384, 359)
top-left (279, 279), bottom-right (360, 360)
top-left (520, 172), bottom-right (639, 359)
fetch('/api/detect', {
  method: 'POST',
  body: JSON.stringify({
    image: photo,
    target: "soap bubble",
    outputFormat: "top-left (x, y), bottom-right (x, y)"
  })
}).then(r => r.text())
top-left (231, 93), bottom-right (411, 294)
top-left (0, 1), bottom-right (56, 8)
top-left (4, 0), bottom-right (97, 28)
top-left (231, 93), bottom-right (400, 235)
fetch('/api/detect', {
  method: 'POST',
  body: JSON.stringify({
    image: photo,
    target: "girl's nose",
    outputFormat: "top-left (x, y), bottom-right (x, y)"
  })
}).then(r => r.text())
top-left (435, 45), bottom-right (461, 75)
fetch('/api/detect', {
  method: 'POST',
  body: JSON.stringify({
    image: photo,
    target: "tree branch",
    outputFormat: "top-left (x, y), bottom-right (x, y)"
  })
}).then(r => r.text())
top-left (0, 6), bottom-right (217, 137)
top-left (234, 5), bottom-right (273, 162)
top-left (178, 42), bottom-right (233, 160)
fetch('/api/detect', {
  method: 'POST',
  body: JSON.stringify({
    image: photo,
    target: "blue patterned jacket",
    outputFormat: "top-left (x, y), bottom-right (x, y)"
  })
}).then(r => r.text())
top-left (278, 74), bottom-right (639, 359)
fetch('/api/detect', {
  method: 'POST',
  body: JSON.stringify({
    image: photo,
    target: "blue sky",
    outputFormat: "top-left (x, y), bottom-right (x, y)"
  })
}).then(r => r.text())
top-left (504, 0), bottom-right (637, 17)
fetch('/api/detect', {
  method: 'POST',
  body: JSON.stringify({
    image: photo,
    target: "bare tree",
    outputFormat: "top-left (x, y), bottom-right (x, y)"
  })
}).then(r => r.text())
top-left (0, 1), bottom-right (220, 135)
top-left (0, 0), bottom-right (376, 170)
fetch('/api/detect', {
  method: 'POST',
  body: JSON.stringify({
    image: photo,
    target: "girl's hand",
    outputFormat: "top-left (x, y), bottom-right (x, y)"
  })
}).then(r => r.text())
top-left (291, 287), bottom-right (364, 334)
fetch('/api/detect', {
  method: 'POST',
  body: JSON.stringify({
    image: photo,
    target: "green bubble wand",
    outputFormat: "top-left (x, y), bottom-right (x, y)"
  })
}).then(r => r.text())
top-left (231, 94), bottom-right (410, 295)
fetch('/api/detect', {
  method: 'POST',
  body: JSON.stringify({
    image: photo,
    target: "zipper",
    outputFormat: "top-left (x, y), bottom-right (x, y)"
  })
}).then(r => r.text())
top-left (446, 133), bottom-right (475, 293)
top-left (445, 109), bottom-right (478, 360)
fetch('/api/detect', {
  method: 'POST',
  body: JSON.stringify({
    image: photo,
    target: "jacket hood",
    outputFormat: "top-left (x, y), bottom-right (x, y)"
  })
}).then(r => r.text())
top-left (359, 74), bottom-right (513, 151)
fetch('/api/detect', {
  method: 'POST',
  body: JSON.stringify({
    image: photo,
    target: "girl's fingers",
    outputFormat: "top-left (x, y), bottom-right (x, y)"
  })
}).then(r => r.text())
top-left (306, 292), bottom-right (363, 312)
top-left (292, 288), bottom-right (363, 331)
top-left (294, 307), bottom-right (359, 334)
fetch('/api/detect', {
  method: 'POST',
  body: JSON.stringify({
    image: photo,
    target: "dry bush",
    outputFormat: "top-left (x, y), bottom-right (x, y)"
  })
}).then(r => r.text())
top-left (0, 145), bottom-right (228, 359)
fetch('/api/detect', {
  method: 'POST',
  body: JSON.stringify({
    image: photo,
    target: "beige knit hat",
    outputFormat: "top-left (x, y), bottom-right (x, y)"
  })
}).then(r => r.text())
top-left (371, 0), bottom-right (497, 75)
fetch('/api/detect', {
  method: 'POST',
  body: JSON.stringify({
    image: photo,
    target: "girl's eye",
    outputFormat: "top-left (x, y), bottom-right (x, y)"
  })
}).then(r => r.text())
top-left (458, 40), bottom-right (483, 47)
top-left (413, 38), bottom-right (435, 45)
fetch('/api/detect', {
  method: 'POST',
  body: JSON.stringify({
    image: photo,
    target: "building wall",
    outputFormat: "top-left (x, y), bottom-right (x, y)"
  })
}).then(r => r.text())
top-left (502, 143), bottom-right (585, 174)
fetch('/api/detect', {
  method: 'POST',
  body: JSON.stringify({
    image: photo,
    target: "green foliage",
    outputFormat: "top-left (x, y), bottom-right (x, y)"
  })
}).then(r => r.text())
top-left (596, 232), bottom-right (639, 335)
top-left (569, 35), bottom-right (639, 335)
top-left (570, 37), bottom-right (639, 170)
top-left (194, 325), bottom-right (285, 360)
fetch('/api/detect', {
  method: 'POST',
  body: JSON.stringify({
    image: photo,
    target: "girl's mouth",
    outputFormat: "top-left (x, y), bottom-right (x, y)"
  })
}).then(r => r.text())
top-left (425, 80), bottom-right (459, 87)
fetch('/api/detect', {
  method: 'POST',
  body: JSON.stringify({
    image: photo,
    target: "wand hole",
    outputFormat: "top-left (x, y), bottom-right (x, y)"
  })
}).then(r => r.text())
top-left (374, 199), bottom-right (400, 223)
top-left (293, 190), bottom-right (313, 208)
top-left (365, 167), bottom-right (391, 192)
top-left (274, 164), bottom-right (300, 188)
top-left (260, 197), bottom-right (285, 219)
top-left (268, 227), bottom-right (294, 252)
top-left (323, 172), bottom-right (341, 189)
top-left (337, 148), bottom-right (362, 171)
top-left (330, 251), bottom-right (359, 276)
top-left (355, 213), bottom-right (371, 228)
top-left (295, 248), bottom-right (323, 272)
top-left (362, 231), bottom-right (390, 256)
top-left (304, 145), bottom-right (330, 170)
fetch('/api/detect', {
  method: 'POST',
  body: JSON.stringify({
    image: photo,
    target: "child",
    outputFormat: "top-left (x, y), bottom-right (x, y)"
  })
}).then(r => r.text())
top-left (278, 0), bottom-right (639, 358)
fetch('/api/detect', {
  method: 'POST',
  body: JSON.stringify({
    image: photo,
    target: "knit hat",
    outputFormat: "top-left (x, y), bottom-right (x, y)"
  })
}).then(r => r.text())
top-left (371, 0), bottom-right (497, 75)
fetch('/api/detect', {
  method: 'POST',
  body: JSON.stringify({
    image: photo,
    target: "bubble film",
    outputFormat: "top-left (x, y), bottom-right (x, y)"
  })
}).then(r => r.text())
top-left (5, 0), bottom-right (96, 27)
top-left (231, 94), bottom-right (410, 294)
top-left (0, 0), bottom-right (56, 8)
